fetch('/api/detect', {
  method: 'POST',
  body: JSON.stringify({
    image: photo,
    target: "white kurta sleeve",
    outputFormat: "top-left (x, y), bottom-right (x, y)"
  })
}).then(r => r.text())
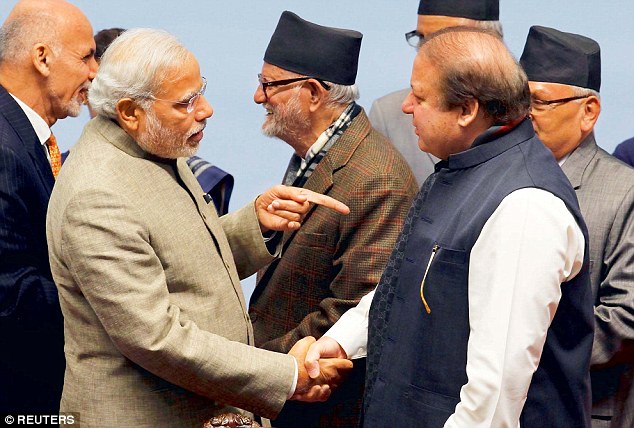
top-left (444, 188), bottom-right (585, 428)
top-left (324, 289), bottom-right (375, 359)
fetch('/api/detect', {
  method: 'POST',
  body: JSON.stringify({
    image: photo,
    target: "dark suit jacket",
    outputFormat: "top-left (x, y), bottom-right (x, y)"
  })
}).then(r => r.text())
top-left (613, 137), bottom-right (634, 168)
top-left (249, 110), bottom-right (417, 427)
top-left (0, 85), bottom-right (64, 413)
top-left (562, 134), bottom-right (634, 428)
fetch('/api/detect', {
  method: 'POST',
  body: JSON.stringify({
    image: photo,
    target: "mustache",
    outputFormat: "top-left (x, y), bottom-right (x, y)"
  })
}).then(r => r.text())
top-left (80, 81), bottom-right (92, 104)
top-left (189, 120), bottom-right (206, 137)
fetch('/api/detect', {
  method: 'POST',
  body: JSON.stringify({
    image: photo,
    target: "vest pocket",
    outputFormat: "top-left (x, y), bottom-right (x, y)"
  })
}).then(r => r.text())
top-left (400, 383), bottom-right (459, 425)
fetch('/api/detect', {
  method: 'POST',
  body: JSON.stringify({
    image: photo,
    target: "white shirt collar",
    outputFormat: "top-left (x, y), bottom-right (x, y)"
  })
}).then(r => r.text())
top-left (557, 152), bottom-right (571, 166)
top-left (9, 93), bottom-right (51, 146)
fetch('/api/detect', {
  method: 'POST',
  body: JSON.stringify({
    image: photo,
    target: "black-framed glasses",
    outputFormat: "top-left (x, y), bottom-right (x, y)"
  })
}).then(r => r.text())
top-left (257, 74), bottom-right (330, 101)
top-left (530, 95), bottom-right (590, 112)
top-left (405, 30), bottom-right (424, 48)
top-left (149, 77), bottom-right (207, 113)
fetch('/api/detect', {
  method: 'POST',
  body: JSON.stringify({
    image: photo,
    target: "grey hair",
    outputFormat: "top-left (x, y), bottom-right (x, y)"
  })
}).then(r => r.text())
top-left (0, 13), bottom-right (60, 63)
top-left (323, 82), bottom-right (360, 107)
top-left (473, 20), bottom-right (504, 38)
top-left (570, 85), bottom-right (600, 100)
top-left (279, 69), bottom-right (358, 107)
top-left (89, 28), bottom-right (192, 119)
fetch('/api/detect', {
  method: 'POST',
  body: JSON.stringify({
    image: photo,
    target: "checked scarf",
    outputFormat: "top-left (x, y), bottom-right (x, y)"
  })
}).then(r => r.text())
top-left (282, 102), bottom-right (362, 187)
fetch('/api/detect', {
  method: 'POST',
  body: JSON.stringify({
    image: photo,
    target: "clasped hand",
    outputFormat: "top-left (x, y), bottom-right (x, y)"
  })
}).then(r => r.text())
top-left (288, 336), bottom-right (352, 402)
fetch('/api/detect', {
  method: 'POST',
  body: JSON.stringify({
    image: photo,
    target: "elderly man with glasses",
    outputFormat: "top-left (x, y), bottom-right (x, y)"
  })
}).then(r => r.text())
top-left (45, 27), bottom-right (355, 427)
top-left (369, 0), bottom-right (502, 186)
top-left (520, 26), bottom-right (634, 428)
top-left (248, 11), bottom-right (417, 428)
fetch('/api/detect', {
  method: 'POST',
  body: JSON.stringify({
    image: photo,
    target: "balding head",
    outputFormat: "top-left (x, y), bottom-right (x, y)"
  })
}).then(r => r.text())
top-left (0, 0), bottom-right (89, 63)
top-left (0, 0), bottom-right (97, 126)
top-left (418, 27), bottom-right (529, 123)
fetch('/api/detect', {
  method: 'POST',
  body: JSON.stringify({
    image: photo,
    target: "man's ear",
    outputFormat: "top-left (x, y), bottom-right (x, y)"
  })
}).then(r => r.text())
top-left (580, 96), bottom-right (600, 133)
top-left (31, 43), bottom-right (53, 77)
top-left (306, 79), bottom-right (328, 113)
top-left (116, 98), bottom-right (143, 133)
top-left (457, 97), bottom-right (480, 127)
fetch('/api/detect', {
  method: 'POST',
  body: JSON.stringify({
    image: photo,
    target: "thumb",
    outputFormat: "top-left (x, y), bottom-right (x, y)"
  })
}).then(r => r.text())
top-left (305, 343), bottom-right (323, 379)
top-left (289, 336), bottom-right (316, 359)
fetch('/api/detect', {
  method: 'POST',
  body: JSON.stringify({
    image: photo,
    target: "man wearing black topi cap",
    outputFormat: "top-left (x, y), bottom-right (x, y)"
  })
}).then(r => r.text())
top-left (305, 27), bottom-right (594, 427)
top-left (248, 10), bottom-right (417, 428)
top-left (369, 0), bottom-right (502, 187)
top-left (521, 26), bottom-right (634, 428)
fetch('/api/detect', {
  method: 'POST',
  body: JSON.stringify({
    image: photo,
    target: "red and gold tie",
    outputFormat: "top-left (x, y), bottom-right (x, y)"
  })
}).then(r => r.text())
top-left (46, 133), bottom-right (61, 179)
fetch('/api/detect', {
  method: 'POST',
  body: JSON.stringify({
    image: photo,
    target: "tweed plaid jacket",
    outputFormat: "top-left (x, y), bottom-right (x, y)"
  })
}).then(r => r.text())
top-left (249, 109), bottom-right (417, 427)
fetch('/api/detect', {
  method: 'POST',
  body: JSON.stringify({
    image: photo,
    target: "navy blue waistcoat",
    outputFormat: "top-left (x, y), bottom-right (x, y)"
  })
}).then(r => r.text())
top-left (364, 120), bottom-right (594, 427)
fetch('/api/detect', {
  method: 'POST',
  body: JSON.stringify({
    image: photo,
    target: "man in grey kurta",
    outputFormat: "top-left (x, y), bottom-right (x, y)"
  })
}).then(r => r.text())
top-left (368, 0), bottom-right (502, 186)
top-left (46, 28), bottom-right (351, 427)
top-left (521, 25), bottom-right (634, 428)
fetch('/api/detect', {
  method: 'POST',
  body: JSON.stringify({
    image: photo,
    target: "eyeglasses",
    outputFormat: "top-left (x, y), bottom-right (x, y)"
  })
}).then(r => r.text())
top-left (257, 74), bottom-right (330, 101)
top-left (530, 94), bottom-right (590, 112)
top-left (405, 30), bottom-right (424, 48)
top-left (149, 77), bottom-right (207, 113)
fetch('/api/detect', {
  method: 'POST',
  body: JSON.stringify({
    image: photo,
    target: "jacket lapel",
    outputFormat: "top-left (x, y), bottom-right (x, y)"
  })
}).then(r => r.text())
top-left (175, 158), bottom-right (250, 312)
top-left (561, 132), bottom-right (598, 190)
top-left (0, 85), bottom-right (54, 194)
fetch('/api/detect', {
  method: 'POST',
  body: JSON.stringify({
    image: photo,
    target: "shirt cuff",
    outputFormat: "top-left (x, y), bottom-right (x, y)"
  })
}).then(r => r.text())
top-left (287, 357), bottom-right (298, 399)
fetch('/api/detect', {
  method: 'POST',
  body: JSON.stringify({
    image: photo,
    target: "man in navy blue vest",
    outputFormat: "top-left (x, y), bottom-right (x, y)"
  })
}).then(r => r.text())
top-left (301, 27), bottom-right (594, 427)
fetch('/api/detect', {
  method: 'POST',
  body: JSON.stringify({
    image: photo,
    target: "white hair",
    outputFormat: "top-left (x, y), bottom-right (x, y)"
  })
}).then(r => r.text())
top-left (280, 69), bottom-right (359, 107)
top-left (570, 84), bottom-right (600, 100)
top-left (89, 28), bottom-right (192, 119)
top-left (323, 82), bottom-right (360, 106)
top-left (0, 13), bottom-right (60, 63)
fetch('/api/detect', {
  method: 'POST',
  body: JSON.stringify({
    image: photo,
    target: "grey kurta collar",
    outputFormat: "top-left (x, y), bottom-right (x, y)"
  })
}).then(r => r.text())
top-left (90, 115), bottom-right (159, 161)
top-left (560, 132), bottom-right (598, 189)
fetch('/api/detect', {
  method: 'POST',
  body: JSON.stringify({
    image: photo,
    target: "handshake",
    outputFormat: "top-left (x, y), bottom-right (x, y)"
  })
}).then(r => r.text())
top-left (287, 336), bottom-right (351, 402)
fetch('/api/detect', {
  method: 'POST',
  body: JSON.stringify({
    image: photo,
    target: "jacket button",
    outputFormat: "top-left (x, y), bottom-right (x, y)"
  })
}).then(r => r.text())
top-left (249, 312), bottom-right (258, 322)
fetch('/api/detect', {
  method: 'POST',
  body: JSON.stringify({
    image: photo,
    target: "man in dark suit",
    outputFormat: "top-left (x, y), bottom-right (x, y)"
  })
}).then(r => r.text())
top-left (248, 11), bottom-right (417, 427)
top-left (613, 137), bottom-right (634, 167)
top-left (520, 26), bottom-right (634, 428)
top-left (0, 0), bottom-right (98, 413)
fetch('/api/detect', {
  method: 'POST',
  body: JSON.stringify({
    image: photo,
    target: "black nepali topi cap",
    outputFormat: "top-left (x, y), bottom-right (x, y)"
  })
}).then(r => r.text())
top-left (263, 11), bottom-right (362, 85)
top-left (418, 0), bottom-right (499, 20)
top-left (520, 26), bottom-right (601, 92)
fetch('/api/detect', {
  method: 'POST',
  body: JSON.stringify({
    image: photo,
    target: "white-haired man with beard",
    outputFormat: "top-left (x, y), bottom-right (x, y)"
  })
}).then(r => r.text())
top-left (0, 0), bottom-right (97, 414)
top-left (46, 28), bottom-right (353, 427)
top-left (248, 11), bottom-right (416, 428)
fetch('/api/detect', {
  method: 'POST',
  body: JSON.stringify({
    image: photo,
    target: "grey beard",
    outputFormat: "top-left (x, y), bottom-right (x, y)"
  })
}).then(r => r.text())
top-left (136, 108), bottom-right (202, 159)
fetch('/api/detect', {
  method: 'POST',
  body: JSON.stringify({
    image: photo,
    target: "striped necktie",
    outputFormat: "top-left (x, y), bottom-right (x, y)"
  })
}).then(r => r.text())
top-left (46, 133), bottom-right (61, 179)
